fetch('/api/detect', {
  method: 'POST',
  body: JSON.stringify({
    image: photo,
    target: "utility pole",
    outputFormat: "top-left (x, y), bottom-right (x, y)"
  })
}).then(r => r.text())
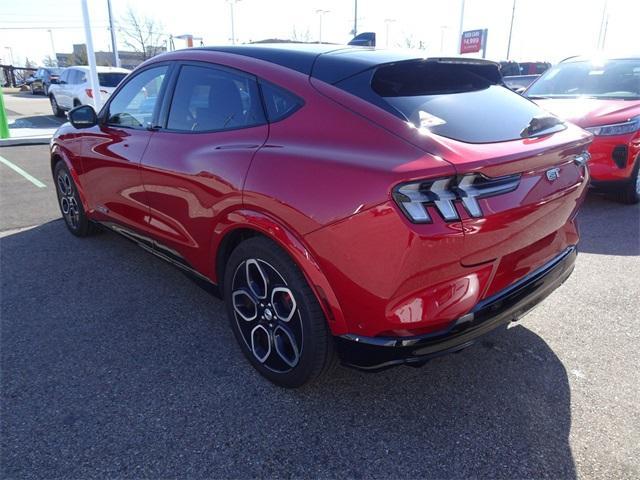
top-left (506, 0), bottom-right (517, 60)
top-left (80, 0), bottom-right (101, 109)
top-left (316, 9), bottom-right (330, 44)
top-left (384, 18), bottom-right (396, 47)
top-left (457, 0), bottom-right (466, 55)
top-left (597, 0), bottom-right (609, 49)
top-left (228, 0), bottom-right (241, 45)
top-left (107, 0), bottom-right (120, 67)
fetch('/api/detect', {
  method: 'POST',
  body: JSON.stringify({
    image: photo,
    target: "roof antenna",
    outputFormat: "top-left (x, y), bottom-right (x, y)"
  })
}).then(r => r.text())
top-left (348, 32), bottom-right (375, 47)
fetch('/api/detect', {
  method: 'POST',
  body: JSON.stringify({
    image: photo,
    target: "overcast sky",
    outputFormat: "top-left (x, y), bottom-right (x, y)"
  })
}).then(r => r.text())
top-left (1, 0), bottom-right (637, 67)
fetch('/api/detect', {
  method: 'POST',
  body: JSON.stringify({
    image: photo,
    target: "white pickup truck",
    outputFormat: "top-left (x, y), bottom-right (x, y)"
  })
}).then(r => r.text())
top-left (49, 66), bottom-right (130, 116)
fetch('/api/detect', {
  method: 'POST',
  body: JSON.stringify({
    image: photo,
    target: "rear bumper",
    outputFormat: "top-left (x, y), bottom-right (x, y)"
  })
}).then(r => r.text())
top-left (336, 246), bottom-right (577, 371)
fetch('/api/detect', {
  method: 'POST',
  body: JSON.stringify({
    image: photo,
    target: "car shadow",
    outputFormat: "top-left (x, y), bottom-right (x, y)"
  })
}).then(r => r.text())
top-left (576, 193), bottom-right (640, 256)
top-left (8, 114), bottom-right (64, 130)
top-left (1, 220), bottom-right (575, 479)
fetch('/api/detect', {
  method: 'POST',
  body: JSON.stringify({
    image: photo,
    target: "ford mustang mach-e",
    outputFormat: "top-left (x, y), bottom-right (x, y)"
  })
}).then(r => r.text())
top-left (50, 45), bottom-right (592, 387)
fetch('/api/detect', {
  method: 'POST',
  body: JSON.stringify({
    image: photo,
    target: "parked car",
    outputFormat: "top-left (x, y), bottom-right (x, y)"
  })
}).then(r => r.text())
top-left (48, 66), bottom-right (130, 116)
top-left (500, 61), bottom-right (551, 76)
top-left (503, 74), bottom-right (540, 93)
top-left (526, 55), bottom-right (640, 203)
top-left (28, 67), bottom-right (63, 96)
top-left (50, 45), bottom-right (592, 387)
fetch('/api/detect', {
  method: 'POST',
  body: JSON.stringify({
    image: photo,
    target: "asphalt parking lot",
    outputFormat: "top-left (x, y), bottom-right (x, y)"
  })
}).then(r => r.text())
top-left (1, 144), bottom-right (639, 479)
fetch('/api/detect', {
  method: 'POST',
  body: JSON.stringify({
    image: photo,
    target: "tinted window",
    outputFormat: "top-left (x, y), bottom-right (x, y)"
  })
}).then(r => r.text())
top-left (107, 66), bottom-right (168, 128)
top-left (60, 70), bottom-right (70, 83)
top-left (526, 59), bottom-right (640, 100)
top-left (337, 60), bottom-right (564, 143)
top-left (260, 82), bottom-right (303, 122)
top-left (98, 72), bottom-right (127, 87)
top-left (167, 65), bottom-right (265, 132)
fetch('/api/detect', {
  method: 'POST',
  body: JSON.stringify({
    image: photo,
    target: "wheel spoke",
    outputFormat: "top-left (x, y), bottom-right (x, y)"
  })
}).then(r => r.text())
top-left (250, 324), bottom-right (271, 363)
top-left (271, 286), bottom-right (297, 322)
top-left (232, 288), bottom-right (258, 322)
top-left (273, 324), bottom-right (300, 368)
top-left (246, 259), bottom-right (268, 299)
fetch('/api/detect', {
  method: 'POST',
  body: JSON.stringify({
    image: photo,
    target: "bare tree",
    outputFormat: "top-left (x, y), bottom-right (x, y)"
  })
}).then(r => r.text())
top-left (291, 27), bottom-right (311, 43)
top-left (42, 55), bottom-right (57, 67)
top-left (120, 8), bottom-right (165, 60)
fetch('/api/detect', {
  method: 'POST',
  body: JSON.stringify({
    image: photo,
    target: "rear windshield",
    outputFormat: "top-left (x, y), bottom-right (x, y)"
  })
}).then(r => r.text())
top-left (99, 72), bottom-right (128, 87)
top-left (526, 59), bottom-right (640, 100)
top-left (336, 60), bottom-right (565, 143)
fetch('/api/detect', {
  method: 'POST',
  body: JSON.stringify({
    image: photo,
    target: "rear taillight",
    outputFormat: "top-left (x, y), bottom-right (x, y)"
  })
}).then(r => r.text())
top-left (393, 173), bottom-right (521, 223)
top-left (85, 88), bottom-right (108, 99)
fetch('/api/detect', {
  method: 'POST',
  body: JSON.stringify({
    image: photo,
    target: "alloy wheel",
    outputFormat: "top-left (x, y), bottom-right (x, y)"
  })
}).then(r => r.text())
top-left (231, 258), bottom-right (303, 372)
top-left (56, 171), bottom-right (80, 230)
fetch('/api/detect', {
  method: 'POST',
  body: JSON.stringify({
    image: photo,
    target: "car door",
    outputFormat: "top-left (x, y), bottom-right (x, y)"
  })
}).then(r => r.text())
top-left (59, 69), bottom-right (77, 109)
top-left (54, 69), bottom-right (70, 106)
top-left (139, 62), bottom-right (269, 275)
top-left (77, 64), bottom-right (170, 240)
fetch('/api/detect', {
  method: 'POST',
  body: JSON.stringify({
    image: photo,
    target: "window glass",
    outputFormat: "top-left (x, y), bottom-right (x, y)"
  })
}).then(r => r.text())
top-left (526, 59), bottom-right (640, 100)
top-left (167, 65), bottom-right (265, 132)
top-left (107, 66), bottom-right (168, 128)
top-left (337, 60), bottom-right (564, 143)
top-left (98, 72), bottom-right (127, 87)
top-left (60, 70), bottom-right (69, 84)
top-left (260, 82), bottom-right (303, 122)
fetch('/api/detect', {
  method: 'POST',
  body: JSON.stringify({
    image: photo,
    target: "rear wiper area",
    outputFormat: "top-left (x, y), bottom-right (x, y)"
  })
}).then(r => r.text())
top-left (520, 115), bottom-right (566, 138)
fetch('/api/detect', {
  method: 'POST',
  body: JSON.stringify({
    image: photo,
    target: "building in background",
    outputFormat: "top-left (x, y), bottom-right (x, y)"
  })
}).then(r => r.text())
top-left (56, 44), bottom-right (166, 70)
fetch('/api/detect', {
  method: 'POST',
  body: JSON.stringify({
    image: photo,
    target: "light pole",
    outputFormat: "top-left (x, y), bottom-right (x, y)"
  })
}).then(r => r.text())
top-left (384, 18), bottom-right (396, 47)
top-left (457, 0), bottom-right (466, 55)
top-left (352, 0), bottom-right (358, 36)
top-left (228, 0), bottom-right (241, 45)
top-left (506, 0), bottom-right (517, 60)
top-left (47, 30), bottom-right (58, 66)
top-left (316, 9), bottom-right (330, 44)
top-left (107, 0), bottom-right (120, 67)
top-left (4, 46), bottom-right (14, 66)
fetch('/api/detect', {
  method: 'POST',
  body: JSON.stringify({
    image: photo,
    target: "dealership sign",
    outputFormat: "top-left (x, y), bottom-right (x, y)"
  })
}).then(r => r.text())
top-left (460, 29), bottom-right (485, 54)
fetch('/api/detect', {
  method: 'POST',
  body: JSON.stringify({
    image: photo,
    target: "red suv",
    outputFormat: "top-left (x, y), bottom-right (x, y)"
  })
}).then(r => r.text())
top-left (51, 45), bottom-right (592, 387)
top-left (526, 55), bottom-right (640, 203)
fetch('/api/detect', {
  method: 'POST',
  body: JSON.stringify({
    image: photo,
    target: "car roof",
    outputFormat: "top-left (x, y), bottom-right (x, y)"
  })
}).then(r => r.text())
top-left (560, 54), bottom-right (640, 63)
top-left (68, 66), bottom-right (130, 73)
top-left (197, 44), bottom-right (499, 84)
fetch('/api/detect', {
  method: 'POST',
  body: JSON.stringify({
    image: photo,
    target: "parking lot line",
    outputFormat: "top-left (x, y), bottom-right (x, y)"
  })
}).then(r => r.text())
top-left (0, 154), bottom-right (47, 188)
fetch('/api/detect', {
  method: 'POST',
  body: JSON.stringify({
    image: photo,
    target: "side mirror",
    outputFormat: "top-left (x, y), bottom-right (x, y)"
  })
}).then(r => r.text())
top-left (50, 78), bottom-right (59, 85)
top-left (68, 105), bottom-right (98, 129)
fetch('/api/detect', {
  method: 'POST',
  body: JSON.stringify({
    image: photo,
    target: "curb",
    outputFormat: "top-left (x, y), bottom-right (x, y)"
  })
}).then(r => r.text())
top-left (0, 136), bottom-right (51, 147)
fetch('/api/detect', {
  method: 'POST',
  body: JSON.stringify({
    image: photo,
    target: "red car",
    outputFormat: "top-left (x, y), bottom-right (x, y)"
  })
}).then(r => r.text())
top-left (526, 55), bottom-right (640, 203)
top-left (51, 45), bottom-right (592, 387)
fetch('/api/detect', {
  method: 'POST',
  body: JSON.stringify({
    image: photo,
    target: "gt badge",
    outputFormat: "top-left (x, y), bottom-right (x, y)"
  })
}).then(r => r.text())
top-left (546, 168), bottom-right (561, 182)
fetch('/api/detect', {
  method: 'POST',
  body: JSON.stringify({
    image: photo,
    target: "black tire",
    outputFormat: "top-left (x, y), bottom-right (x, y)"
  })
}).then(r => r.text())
top-left (615, 156), bottom-right (640, 205)
top-left (50, 94), bottom-right (64, 117)
top-left (224, 236), bottom-right (337, 388)
top-left (53, 161), bottom-right (97, 237)
top-left (73, 99), bottom-right (81, 107)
